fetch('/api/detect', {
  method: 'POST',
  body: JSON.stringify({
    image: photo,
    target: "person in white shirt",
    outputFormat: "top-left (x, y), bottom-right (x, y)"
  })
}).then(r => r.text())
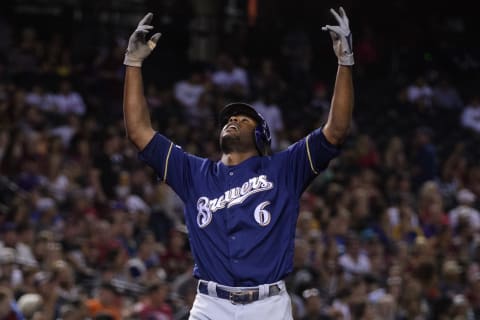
top-left (406, 76), bottom-right (433, 109)
top-left (338, 233), bottom-right (371, 282)
top-left (211, 53), bottom-right (249, 97)
top-left (25, 84), bottom-right (53, 111)
top-left (449, 188), bottom-right (480, 231)
top-left (252, 93), bottom-right (284, 151)
top-left (461, 95), bottom-right (480, 134)
top-left (50, 80), bottom-right (86, 115)
top-left (174, 67), bottom-right (206, 116)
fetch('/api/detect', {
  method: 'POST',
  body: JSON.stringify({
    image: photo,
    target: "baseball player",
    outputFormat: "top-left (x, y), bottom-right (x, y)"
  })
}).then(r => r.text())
top-left (123, 6), bottom-right (354, 320)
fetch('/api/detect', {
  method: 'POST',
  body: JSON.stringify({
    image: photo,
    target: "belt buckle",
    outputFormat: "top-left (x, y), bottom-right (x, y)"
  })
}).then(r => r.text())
top-left (229, 291), bottom-right (253, 305)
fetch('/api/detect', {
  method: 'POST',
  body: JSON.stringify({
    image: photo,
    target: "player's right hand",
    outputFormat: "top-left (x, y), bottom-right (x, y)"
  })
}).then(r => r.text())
top-left (124, 13), bottom-right (162, 67)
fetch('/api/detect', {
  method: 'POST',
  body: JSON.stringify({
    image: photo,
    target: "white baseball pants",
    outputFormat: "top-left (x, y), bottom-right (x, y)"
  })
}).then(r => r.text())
top-left (189, 281), bottom-right (293, 320)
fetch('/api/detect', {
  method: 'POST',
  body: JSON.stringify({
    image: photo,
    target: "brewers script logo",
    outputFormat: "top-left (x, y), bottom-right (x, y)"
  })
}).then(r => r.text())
top-left (196, 175), bottom-right (273, 228)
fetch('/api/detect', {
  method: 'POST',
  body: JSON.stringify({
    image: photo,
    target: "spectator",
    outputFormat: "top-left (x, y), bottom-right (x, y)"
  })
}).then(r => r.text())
top-left (133, 280), bottom-right (173, 320)
top-left (406, 76), bottom-right (433, 110)
top-left (383, 136), bottom-right (407, 172)
top-left (352, 134), bottom-right (380, 169)
top-left (411, 126), bottom-right (438, 190)
top-left (0, 286), bottom-right (24, 320)
top-left (84, 282), bottom-right (123, 320)
top-left (211, 53), bottom-right (249, 98)
top-left (49, 80), bottom-right (86, 116)
top-left (449, 188), bottom-right (480, 232)
top-left (159, 228), bottom-right (191, 282)
top-left (16, 293), bottom-right (43, 319)
top-left (24, 84), bottom-right (52, 112)
top-left (432, 77), bottom-right (463, 110)
top-left (174, 67), bottom-right (206, 117)
top-left (251, 92), bottom-right (284, 151)
top-left (92, 129), bottom-right (124, 201)
top-left (300, 287), bottom-right (331, 320)
top-left (461, 95), bottom-right (480, 135)
top-left (338, 233), bottom-right (371, 282)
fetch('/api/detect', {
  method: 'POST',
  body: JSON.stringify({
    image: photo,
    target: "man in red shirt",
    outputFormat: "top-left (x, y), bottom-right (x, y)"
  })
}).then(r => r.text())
top-left (136, 280), bottom-right (173, 320)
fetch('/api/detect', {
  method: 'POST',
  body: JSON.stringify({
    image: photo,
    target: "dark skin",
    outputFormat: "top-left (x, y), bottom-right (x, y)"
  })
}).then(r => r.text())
top-left (124, 65), bottom-right (353, 162)
top-left (219, 114), bottom-right (259, 165)
top-left (123, 7), bottom-right (354, 171)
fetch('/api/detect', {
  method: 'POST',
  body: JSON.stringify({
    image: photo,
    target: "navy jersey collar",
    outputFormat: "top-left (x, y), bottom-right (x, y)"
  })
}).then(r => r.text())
top-left (217, 155), bottom-right (263, 172)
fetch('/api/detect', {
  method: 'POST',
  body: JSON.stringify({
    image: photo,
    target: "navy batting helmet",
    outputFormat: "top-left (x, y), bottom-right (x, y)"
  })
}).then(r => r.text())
top-left (219, 102), bottom-right (271, 156)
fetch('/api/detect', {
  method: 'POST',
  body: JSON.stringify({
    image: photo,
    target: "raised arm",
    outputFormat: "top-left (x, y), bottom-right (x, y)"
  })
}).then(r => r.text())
top-left (321, 7), bottom-right (354, 146)
top-left (123, 13), bottom-right (162, 150)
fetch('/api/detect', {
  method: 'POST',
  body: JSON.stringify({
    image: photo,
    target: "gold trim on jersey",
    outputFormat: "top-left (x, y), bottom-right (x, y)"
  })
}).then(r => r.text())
top-left (306, 135), bottom-right (319, 175)
top-left (163, 142), bottom-right (174, 182)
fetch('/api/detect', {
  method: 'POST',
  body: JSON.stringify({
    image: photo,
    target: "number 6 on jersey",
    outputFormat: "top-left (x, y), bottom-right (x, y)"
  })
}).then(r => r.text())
top-left (254, 201), bottom-right (271, 226)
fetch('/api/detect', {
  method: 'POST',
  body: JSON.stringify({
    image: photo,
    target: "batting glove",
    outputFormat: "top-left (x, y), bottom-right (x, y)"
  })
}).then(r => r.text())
top-left (124, 12), bottom-right (162, 67)
top-left (322, 7), bottom-right (354, 66)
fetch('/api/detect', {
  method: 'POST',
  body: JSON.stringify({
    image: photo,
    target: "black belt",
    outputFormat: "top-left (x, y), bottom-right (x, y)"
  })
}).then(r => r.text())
top-left (197, 280), bottom-right (282, 305)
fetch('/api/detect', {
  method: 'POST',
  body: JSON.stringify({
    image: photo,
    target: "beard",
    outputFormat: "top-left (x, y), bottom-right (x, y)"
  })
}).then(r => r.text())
top-left (219, 134), bottom-right (239, 154)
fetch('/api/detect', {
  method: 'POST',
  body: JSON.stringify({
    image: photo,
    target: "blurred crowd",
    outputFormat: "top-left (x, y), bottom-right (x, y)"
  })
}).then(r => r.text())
top-left (1, 1), bottom-right (480, 319)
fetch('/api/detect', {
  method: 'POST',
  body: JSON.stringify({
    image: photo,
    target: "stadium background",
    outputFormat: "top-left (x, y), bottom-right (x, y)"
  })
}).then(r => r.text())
top-left (0, 0), bottom-right (480, 319)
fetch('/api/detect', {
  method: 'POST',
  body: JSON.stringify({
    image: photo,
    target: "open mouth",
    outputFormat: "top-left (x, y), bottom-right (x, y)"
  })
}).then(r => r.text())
top-left (225, 123), bottom-right (239, 131)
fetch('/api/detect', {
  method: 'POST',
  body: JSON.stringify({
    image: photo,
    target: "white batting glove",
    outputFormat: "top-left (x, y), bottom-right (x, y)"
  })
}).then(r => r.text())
top-left (322, 7), bottom-right (354, 66)
top-left (124, 13), bottom-right (162, 67)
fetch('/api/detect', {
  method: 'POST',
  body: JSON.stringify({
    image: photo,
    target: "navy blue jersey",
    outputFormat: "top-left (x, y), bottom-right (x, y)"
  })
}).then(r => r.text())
top-left (139, 128), bottom-right (340, 286)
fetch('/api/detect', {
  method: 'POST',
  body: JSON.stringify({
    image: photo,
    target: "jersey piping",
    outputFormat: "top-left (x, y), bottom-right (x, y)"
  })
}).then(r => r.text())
top-left (305, 135), bottom-right (319, 175)
top-left (163, 142), bottom-right (174, 182)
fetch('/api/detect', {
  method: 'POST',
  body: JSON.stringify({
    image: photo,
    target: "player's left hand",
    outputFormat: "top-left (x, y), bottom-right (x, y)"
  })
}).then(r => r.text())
top-left (124, 12), bottom-right (162, 67)
top-left (322, 7), bottom-right (354, 66)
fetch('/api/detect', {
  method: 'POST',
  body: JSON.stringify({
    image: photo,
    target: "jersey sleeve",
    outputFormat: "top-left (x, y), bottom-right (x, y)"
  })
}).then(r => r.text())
top-left (138, 133), bottom-right (196, 201)
top-left (286, 128), bottom-right (341, 196)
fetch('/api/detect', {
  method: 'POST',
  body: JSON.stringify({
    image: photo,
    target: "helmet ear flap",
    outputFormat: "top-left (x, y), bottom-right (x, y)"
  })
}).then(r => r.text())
top-left (254, 118), bottom-right (271, 156)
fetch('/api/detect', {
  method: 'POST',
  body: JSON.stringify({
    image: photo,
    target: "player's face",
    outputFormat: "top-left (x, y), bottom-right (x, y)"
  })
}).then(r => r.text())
top-left (220, 114), bottom-right (257, 153)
